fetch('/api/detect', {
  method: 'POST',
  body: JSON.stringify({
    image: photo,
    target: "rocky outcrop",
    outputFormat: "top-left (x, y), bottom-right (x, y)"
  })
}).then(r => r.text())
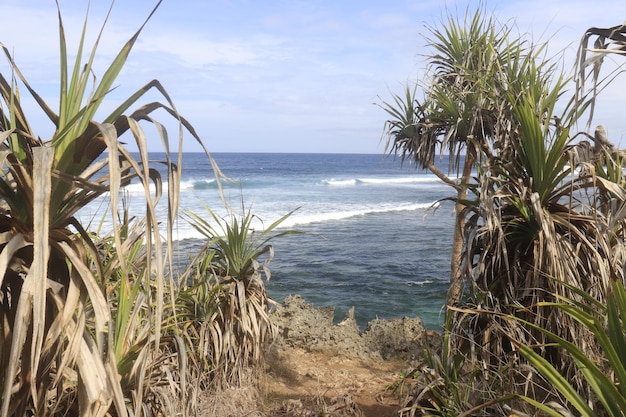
top-left (269, 295), bottom-right (441, 362)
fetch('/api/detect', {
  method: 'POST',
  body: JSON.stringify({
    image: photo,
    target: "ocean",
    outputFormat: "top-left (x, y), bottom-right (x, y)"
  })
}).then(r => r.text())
top-left (79, 153), bottom-right (456, 330)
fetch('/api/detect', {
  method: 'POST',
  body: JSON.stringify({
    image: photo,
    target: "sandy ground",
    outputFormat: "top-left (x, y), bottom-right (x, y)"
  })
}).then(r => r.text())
top-left (261, 347), bottom-right (410, 417)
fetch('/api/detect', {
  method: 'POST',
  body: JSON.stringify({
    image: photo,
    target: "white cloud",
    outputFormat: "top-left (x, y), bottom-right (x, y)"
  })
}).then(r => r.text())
top-left (136, 32), bottom-right (291, 69)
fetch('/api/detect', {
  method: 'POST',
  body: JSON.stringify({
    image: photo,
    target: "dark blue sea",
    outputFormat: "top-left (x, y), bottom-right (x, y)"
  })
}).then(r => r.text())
top-left (80, 153), bottom-right (456, 330)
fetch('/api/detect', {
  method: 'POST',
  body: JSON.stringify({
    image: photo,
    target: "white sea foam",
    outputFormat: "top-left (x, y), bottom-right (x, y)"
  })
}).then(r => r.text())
top-left (323, 176), bottom-right (442, 186)
top-left (407, 280), bottom-right (434, 286)
top-left (278, 202), bottom-right (435, 228)
top-left (323, 179), bottom-right (358, 186)
top-left (181, 179), bottom-right (216, 190)
top-left (357, 177), bottom-right (442, 185)
top-left (120, 181), bottom-right (166, 196)
top-left (120, 178), bottom-right (224, 195)
top-left (78, 195), bottom-right (441, 239)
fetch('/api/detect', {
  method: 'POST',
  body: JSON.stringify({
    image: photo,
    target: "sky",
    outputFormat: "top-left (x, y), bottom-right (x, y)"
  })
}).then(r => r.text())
top-left (0, 0), bottom-right (625, 154)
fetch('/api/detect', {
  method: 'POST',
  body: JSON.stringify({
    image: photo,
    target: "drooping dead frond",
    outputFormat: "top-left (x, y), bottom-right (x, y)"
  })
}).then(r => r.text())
top-left (576, 23), bottom-right (626, 127)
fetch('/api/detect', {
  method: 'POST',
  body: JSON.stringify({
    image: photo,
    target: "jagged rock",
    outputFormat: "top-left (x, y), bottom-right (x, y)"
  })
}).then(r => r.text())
top-left (362, 316), bottom-right (426, 360)
top-left (269, 295), bottom-right (441, 361)
top-left (271, 295), bottom-right (336, 348)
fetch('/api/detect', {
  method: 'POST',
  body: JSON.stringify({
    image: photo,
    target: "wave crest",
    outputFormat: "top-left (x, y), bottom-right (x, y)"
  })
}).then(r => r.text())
top-left (279, 202), bottom-right (435, 228)
top-left (322, 176), bottom-right (442, 186)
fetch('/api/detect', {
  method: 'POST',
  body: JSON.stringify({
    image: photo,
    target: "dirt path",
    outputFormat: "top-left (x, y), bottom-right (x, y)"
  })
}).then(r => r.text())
top-left (261, 347), bottom-right (409, 416)
top-left (253, 295), bottom-right (442, 416)
top-left (195, 297), bottom-right (441, 416)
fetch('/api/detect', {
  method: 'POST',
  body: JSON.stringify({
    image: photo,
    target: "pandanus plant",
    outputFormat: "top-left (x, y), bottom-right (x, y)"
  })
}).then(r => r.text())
top-left (0, 2), bottom-right (216, 416)
top-left (380, 9), bottom-right (560, 304)
top-left (180, 204), bottom-right (299, 388)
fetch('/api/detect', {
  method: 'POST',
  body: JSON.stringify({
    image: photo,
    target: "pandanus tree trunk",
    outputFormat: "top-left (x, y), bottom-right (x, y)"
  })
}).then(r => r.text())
top-left (421, 154), bottom-right (474, 304)
top-left (448, 155), bottom-right (474, 304)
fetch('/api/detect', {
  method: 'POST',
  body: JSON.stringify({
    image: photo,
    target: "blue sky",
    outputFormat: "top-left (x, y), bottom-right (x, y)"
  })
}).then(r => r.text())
top-left (1, 0), bottom-right (625, 153)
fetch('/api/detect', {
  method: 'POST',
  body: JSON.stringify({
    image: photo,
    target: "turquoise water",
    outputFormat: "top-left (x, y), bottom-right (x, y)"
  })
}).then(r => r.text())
top-left (81, 153), bottom-right (455, 330)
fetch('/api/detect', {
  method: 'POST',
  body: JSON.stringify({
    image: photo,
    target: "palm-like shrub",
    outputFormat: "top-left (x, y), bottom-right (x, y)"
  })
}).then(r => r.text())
top-left (502, 21), bottom-right (626, 416)
top-left (180, 205), bottom-right (297, 388)
top-left (380, 8), bottom-right (559, 303)
top-left (454, 83), bottom-right (621, 399)
top-left (0, 2), bottom-right (211, 415)
top-left (447, 28), bottom-right (626, 414)
top-left (96, 215), bottom-right (192, 415)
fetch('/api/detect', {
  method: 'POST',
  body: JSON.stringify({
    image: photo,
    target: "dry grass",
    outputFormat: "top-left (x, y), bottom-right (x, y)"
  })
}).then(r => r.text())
top-left (197, 369), bottom-right (265, 417)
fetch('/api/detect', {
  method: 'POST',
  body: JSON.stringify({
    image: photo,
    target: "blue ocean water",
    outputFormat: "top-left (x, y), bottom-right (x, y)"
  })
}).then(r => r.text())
top-left (79, 153), bottom-right (456, 330)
